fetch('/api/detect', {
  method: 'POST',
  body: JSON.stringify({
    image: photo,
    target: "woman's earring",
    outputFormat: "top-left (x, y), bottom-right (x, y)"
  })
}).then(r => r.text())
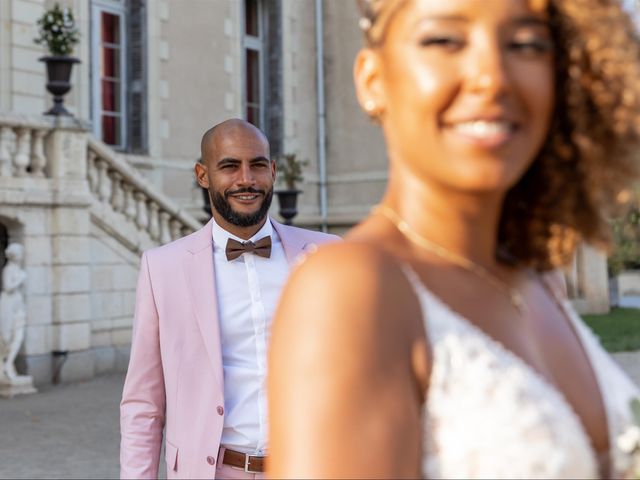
top-left (364, 100), bottom-right (377, 113)
top-left (364, 100), bottom-right (382, 123)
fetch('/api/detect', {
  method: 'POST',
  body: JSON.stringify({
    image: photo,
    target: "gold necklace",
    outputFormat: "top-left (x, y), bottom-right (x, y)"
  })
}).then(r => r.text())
top-left (372, 205), bottom-right (525, 314)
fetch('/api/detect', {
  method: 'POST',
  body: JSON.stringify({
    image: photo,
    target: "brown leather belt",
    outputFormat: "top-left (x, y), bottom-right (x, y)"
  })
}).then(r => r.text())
top-left (222, 448), bottom-right (266, 473)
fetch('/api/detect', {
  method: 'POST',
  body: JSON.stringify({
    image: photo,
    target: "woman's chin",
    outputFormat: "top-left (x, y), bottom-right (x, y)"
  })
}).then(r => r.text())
top-left (443, 169), bottom-right (526, 195)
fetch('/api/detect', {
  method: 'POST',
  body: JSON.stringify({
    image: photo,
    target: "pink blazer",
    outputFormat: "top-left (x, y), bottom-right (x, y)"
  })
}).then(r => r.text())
top-left (120, 218), bottom-right (338, 479)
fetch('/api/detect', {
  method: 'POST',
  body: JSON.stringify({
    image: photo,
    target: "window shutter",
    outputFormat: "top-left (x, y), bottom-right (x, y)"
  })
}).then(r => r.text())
top-left (264, 0), bottom-right (283, 158)
top-left (127, 0), bottom-right (147, 154)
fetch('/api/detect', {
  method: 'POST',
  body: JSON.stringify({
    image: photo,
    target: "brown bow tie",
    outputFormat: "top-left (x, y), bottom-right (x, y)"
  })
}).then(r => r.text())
top-left (225, 236), bottom-right (272, 261)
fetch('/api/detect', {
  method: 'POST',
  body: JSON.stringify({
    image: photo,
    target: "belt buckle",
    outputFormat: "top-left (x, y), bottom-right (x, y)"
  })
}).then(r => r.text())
top-left (244, 454), bottom-right (263, 473)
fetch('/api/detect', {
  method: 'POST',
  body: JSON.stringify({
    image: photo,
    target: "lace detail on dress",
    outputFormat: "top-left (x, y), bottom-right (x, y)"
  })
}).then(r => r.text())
top-left (400, 266), bottom-right (600, 479)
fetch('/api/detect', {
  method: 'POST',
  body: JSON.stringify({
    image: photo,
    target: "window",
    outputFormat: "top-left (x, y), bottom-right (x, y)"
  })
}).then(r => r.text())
top-left (243, 0), bottom-right (264, 129)
top-left (91, 1), bottom-right (127, 149)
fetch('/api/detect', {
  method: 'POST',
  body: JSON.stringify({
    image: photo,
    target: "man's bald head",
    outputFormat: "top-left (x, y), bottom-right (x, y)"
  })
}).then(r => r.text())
top-left (200, 119), bottom-right (270, 164)
top-left (195, 118), bottom-right (275, 236)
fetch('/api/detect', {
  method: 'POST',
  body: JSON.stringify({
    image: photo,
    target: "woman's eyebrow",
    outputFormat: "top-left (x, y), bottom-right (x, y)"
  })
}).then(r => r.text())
top-left (511, 15), bottom-right (551, 27)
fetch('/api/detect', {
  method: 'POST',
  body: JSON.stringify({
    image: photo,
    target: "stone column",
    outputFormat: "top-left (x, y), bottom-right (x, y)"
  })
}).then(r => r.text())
top-left (49, 120), bottom-right (93, 383)
top-left (567, 244), bottom-right (610, 315)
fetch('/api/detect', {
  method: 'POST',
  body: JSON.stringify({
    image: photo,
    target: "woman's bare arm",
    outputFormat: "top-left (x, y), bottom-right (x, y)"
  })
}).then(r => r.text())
top-left (267, 243), bottom-right (428, 479)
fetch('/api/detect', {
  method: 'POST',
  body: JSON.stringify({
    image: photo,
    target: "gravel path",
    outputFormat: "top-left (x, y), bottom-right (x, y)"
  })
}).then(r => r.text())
top-left (0, 374), bottom-right (128, 479)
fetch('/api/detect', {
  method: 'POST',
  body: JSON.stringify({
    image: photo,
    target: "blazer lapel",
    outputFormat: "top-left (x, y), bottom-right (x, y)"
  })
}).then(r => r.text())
top-left (272, 219), bottom-right (309, 265)
top-left (183, 220), bottom-right (223, 390)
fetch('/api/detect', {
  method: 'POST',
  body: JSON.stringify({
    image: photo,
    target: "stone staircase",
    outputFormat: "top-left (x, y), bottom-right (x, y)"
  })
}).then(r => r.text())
top-left (0, 112), bottom-right (202, 385)
top-left (87, 137), bottom-right (201, 253)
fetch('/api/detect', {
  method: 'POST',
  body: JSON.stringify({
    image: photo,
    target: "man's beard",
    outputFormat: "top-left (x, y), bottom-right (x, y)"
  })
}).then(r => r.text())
top-left (211, 186), bottom-right (273, 227)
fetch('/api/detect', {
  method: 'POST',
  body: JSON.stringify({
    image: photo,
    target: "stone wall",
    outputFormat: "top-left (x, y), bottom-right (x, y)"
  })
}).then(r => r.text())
top-left (89, 223), bottom-right (138, 377)
top-left (0, 0), bottom-right (47, 114)
top-left (322, 0), bottom-right (388, 228)
top-left (617, 271), bottom-right (640, 297)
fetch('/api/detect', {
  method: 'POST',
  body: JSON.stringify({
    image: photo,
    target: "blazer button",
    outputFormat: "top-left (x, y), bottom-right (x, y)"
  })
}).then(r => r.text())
top-left (206, 456), bottom-right (216, 465)
top-left (216, 405), bottom-right (224, 415)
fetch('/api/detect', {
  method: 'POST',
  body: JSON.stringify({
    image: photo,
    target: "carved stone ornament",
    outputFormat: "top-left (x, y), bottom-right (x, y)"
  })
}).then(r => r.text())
top-left (0, 243), bottom-right (36, 398)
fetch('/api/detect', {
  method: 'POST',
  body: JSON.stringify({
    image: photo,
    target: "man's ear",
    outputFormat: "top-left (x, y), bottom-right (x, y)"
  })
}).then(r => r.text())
top-left (194, 162), bottom-right (209, 188)
top-left (271, 158), bottom-right (277, 181)
top-left (353, 48), bottom-right (386, 118)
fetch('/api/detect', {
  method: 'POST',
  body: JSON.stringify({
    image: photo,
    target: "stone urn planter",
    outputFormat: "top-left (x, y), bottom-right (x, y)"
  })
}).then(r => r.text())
top-left (40, 55), bottom-right (80, 116)
top-left (276, 189), bottom-right (301, 226)
top-left (34, 4), bottom-right (80, 116)
top-left (275, 153), bottom-right (308, 226)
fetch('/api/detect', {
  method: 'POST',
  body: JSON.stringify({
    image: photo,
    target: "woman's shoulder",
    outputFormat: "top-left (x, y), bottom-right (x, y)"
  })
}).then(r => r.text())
top-left (295, 239), bottom-right (411, 301)
top-left (278, 240), bottom-right (421, 339)
top-left (301, 216), bottom-right (410, 275)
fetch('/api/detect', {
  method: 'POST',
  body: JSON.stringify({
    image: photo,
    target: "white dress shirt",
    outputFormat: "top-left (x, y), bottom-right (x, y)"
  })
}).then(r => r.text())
top-left (211, 217), bottom-right (290, 454)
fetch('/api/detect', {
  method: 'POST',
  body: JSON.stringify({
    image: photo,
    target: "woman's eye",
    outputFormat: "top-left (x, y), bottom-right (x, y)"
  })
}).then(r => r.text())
top-left (509, 38), bottom-right (553, 54)
top-left (419, 36), bottom-right (463, 49)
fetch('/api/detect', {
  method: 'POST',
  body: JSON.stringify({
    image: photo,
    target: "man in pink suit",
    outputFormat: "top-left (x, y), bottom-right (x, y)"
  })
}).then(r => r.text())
top-left (120, 119), bottom-right (338, 479)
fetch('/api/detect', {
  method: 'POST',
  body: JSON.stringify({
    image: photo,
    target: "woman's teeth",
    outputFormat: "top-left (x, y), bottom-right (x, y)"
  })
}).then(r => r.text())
top-left (451, 120), bottom-right (513, 138)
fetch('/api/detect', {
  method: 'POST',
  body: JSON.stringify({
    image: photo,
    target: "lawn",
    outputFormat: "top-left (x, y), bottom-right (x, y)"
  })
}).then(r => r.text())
top-left (582, 308), bottom-right (640, 353)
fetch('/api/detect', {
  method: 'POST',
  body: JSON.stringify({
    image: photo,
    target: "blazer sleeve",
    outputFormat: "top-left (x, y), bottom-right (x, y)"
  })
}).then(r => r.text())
top-left (120, 252), bottom-right (166, 479)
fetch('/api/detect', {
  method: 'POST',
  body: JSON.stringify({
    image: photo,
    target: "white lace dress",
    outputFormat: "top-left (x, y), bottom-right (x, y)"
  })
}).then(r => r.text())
top-left (404, 270), bottom-right (640, 479)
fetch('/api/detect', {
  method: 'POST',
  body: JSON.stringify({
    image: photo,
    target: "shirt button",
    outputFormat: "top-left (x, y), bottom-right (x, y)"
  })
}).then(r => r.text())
top-left (216, 405), bottom-right (224, 415)
top-left (207, 456), bottom-right (216, 465)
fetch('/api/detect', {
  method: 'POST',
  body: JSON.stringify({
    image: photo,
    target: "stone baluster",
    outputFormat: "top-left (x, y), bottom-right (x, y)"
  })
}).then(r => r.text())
top-left (30, 129), bottom-right (47, 177)
top-left (181, 226), bottom-right (192, 237)
top-left (96, 159), bottom-right (112, 203)
top-left (0, 126), bottom-right (12, 177)
top-left (110, 172), bottom-right (124, 213)
top-left (148, 203), bottom-right (160, 240)
top-left (87, 151), bottom-right (99, 193)
top-left (159, 211), bottom-right (172, 244)
top-left (135, 192), bottom-right (149, 230)
top-left (122, 183), bottom-right (137, 220)
top-left (170, 219), bottom-right (182, 241)
top-left (12, 127), bottom-right (31, 177)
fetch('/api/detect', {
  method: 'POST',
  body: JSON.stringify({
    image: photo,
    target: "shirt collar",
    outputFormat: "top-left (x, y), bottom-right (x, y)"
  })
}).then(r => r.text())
top-left (211, 216), bottom-right (274, 250)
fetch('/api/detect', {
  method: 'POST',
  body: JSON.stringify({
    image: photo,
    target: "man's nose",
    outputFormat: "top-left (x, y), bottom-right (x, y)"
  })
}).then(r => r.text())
top-left (237, 163), bottom-right (255, 185)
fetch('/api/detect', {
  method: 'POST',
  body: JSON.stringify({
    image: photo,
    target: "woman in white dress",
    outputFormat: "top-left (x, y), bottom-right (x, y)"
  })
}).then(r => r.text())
top-left (268, 0), bottom-right (640, 478)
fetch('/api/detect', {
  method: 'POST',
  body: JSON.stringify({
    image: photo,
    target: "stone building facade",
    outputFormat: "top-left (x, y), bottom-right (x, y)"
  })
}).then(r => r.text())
top-left (0, 0), bottom-right (622, 386)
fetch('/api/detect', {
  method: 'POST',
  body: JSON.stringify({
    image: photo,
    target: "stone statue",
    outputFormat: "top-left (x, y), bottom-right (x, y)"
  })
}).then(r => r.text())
top-left (0, 243), bottom-right (35, 397)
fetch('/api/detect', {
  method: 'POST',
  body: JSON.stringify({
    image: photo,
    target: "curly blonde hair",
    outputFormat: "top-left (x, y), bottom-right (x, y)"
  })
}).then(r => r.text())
top-left (358, 0), bottom-right (640, 271)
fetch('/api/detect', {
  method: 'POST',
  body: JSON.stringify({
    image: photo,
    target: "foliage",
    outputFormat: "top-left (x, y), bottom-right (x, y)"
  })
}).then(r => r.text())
top-left (276, 153), bottom-right (308, 190)
top-left (582, 308), bottom-right (640, 352)
top-left (609, 187), bottom-right (640, 276)
top-left (34, 3), bottom-right (80, 56)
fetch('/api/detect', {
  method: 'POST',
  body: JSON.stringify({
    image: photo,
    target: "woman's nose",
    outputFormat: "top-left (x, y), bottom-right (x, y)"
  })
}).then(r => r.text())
top-left (465, 40), bottom-right (510, 98)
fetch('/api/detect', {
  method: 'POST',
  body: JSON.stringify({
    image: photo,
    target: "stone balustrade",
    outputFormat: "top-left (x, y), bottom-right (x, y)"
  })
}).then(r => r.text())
top-left (0, 114), bottom-right (52, 178)
top-left (0, 111), bottom-right (205, 387)
top-left (87, 138), bottom-right (201, 244)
